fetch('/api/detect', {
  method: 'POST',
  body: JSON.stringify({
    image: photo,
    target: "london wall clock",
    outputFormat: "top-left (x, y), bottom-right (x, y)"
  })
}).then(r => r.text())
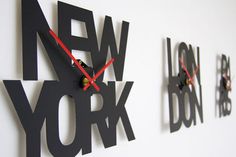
top-left (218, 54), bottom-right (232, 117)
top-left (166, 37), bottom-right (203, 133)
top-left (2, 0), bottom-right (135, 156)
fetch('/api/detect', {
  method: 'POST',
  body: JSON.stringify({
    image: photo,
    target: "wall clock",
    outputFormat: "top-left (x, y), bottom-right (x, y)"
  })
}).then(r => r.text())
top-left (218, 54), bottom-right (232, 117)
top-left (166, 37), bottom-right (203, 133)
top-left (2, 0), bottom-right (135, 156)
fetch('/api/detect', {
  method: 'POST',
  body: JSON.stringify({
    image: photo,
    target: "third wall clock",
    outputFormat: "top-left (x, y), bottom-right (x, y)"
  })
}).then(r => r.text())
top-left (218, 54), bottom-right (232, 117)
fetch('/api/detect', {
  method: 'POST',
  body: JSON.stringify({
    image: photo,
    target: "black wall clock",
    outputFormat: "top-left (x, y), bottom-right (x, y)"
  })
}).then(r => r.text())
top-left (3, 0), bottom-right (135, 156)
top-left (218, 54), bottom-right (232, 117)
top-left (166, 37), bottom-right (203, 133)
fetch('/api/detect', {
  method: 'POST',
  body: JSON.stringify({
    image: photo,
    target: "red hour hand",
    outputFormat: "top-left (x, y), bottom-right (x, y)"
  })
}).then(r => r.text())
top-left (179, 58), bottom-right (193, 84)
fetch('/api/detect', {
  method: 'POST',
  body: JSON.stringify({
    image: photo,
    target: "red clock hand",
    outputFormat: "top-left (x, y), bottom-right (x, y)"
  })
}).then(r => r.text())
top-left (191, 65), bottom-right (199, 85)
top-left (49, 29), bottom-right (100, 91)
top-left (179, 58), bottom-right (193, 84)
top-left (83, 58), bottom-right (115, 91)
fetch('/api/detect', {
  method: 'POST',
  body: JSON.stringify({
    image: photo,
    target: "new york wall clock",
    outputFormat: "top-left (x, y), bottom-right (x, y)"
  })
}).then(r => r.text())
top-left (218, 54), bottom-right (232, 117)
top-left (2, 0), bottom-right (135, 156)
top-left (166, 37), bottom-right (203, 133)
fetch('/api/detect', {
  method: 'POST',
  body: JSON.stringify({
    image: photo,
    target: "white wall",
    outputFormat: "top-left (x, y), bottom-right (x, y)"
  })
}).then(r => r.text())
top-left (0, 0), bottom-right (236, 156)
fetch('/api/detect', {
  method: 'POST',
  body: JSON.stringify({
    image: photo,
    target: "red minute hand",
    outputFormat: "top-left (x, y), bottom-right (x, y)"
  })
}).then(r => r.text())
top-left (179, 58), bottom-right (193, 84)
top-left (191, 65), bottom-right (199, 84)
top-left (49, 29), bottom-right (100, 91)
top-left (83, 58), bottom-right (115, 91)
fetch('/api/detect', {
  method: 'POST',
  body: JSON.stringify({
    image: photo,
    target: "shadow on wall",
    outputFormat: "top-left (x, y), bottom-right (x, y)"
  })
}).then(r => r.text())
top-left (160, 38), bottom-right (169, 133)
top-left (16, 0), bottom-right (22, 78)
top-left (215, 54), bottom-right (221, 118)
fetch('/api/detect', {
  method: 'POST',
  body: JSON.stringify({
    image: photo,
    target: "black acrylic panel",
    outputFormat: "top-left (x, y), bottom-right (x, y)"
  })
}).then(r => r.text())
top-left (3, 0), bottom-right (135, 156)
top-left (166, 38), bottom-right (203, 133)
top-left (218, 54), bottom-right (232, 117)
